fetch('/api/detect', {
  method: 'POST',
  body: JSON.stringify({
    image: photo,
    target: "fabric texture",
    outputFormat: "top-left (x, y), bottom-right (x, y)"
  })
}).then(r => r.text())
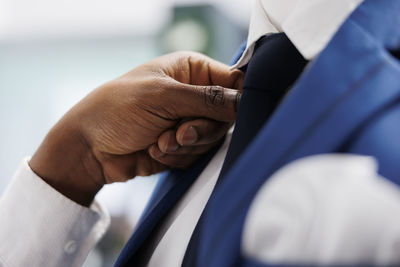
top-left (0, 159), bottom-right (110, 267)
top-left (194, 0), bottom-right (400, 266)
top-left (232, 0), bottom-right (363, 69)
top-left (117, 0), bottom-right (382, 266)
top-left (220, 33), bottom-right (308, 178)
top-left (146, 128), bottom-right (233, 267)
top-left (182, 32), bottom-right (308, 266)
top-left (4, 1), bottom-right (400, 267)
top-left (114, 144), bottom-right (223, 266)
top-left (243, 154), bottom-right (400, 265)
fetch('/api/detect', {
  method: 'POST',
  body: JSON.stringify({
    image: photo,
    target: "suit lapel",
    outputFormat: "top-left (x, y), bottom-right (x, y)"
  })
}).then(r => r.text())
top-left (115, 145), bottom-right (220, 266)
top-left (136, 170), bottom-right (184, 226)
top-left (115, 41), bottom-right (248, 267)
top-left (195, 1), bottom-right (400, 265)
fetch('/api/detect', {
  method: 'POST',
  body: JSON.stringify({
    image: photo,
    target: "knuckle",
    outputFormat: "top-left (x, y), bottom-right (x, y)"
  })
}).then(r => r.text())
top-left (203, 86), bottom-right (226, 108)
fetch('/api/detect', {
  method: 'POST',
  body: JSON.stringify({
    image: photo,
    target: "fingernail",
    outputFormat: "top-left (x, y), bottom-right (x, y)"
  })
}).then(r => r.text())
top-left (152, 146), bottom-right (165, 159)
top-left (163, 132), bottom-right (179, 152)
top-left (181, 126), bottom-right (198, 145)
top-left (167, 135), bottom-right (180, 152)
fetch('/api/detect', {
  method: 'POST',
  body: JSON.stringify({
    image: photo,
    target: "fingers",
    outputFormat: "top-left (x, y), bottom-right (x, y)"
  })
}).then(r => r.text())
top-left (134, 51), bottom-right (244, 123)
top-left (185, 52), bottom-right (244, 89)
top-left (148, 118), bottom-right (231, 168)
top-left (156, 51), bottom-right (244, 90)
top-left (168, 82), bottom-right (242, 122)
top-left (148, 144), bottom-right (203, 169)
top-left (157, 130), bottom-right (181, 154)
top-left (176, 119), bottom-right (232, 146)
top-left (99, 151), bottom-right (167, 182)
top-left (168, 52), bottom-right (244, 122)
top-left (157, 119), bottom-right (231, 150)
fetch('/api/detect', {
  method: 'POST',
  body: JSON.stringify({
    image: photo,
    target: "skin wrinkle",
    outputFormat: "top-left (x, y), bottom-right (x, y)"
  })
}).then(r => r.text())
top-left (97, 105), bottom-right (155, 154)
top-left (29, 52), bottom-right (242, 206)
top-left (77, 132), bottom-right (106, 188)
top-left (207, 61), bottom-right (215, 85)
top-left (187, 55), bottom-right (193, 85)
top-left (142, 106), bottom-right (177, 122)
top-left (205, 86), bottom-right (226, 108)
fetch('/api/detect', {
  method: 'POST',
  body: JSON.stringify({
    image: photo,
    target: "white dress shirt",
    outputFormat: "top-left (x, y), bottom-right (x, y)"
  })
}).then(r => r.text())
top-left (232, 0), bottom-right (362, 68)
top-left (3, 1), bottom-right (399, 267)
top-left (146, 128), bottom-right (232, 267)
top-left (0, 159), bottom-right (110, 267)
top-left (149, 1), bottom-right (364, 265)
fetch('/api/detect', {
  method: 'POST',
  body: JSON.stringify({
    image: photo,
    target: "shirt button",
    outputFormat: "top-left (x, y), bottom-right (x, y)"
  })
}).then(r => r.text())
top-left (64, 240), bottom-right (77, 254)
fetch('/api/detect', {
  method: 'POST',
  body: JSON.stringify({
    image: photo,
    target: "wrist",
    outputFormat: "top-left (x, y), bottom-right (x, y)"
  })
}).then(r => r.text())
top-left (29, 119), bottom-right (104, 206)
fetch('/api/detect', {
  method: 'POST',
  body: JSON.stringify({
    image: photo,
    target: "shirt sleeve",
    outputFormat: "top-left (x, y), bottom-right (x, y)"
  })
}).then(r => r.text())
top-left (0, 158), bottom-right (111, 267)
top-left (242, 154), bottom-right (400, 266)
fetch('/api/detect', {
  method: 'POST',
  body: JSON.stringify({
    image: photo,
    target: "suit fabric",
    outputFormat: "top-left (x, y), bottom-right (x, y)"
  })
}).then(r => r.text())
top-left (182, 32), bottom-right (308, 267)
top-left (116, 0), bottom-right (400, 265)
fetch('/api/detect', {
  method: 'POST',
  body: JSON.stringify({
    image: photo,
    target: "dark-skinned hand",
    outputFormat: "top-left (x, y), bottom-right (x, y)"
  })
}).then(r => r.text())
top-left (29, 52), bottom-right (243, 206)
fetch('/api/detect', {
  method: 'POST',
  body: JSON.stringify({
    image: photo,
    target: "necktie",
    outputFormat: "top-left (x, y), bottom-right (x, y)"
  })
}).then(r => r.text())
top-left (219, 33), bottom-right (308, 178)
top-left (182, 32), bottom-right (308, 266)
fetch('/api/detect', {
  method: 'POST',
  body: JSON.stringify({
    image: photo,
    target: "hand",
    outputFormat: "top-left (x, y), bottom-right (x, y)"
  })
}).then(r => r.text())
top-left (148, 118), bottom-right (233, 167)
top-left (29, 51), bottom-right (243, 206)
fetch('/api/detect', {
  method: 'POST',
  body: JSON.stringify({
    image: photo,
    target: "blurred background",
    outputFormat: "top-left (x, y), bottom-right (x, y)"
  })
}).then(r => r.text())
top-left (0, 0), bottom-right (250, 265)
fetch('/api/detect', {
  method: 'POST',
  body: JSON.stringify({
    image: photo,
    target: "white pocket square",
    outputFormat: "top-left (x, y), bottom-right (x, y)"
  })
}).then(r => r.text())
top-left (242, 154), bottom-right (400, 266)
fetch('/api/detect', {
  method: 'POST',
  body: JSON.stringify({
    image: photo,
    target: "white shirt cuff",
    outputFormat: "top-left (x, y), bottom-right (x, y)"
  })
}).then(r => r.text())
top-left (0, 158), bottom-right (110, 267)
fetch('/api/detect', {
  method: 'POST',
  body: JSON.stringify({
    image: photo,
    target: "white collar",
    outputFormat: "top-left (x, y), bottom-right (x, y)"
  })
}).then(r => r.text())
top-left (232, 0), bottom-right (363, 69)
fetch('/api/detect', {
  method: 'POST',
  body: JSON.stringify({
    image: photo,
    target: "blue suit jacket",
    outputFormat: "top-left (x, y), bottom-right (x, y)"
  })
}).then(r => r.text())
top-left (116, 0), bottom-right (400, 266)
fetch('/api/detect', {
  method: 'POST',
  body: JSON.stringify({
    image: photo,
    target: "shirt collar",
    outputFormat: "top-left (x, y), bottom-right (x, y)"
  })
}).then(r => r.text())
top-left (232, 0), bottom-right (363, 69)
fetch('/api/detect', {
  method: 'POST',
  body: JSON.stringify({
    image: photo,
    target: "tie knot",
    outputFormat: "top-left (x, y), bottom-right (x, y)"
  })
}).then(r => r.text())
top-left (218, 33), bottom-right (308, 179)
top-left (242, 33), bottom-right (308, 98)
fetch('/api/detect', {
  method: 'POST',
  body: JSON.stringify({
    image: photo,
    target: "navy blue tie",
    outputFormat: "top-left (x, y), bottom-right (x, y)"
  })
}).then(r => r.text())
top-left (182, 33), bottom-right (308, 266)
top-left (219, 33), bottom-right (308, 178)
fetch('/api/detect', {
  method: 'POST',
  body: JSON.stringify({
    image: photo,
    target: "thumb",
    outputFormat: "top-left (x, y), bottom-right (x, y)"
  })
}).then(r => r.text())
top-left (169, 82), bottom-right (242, 122)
